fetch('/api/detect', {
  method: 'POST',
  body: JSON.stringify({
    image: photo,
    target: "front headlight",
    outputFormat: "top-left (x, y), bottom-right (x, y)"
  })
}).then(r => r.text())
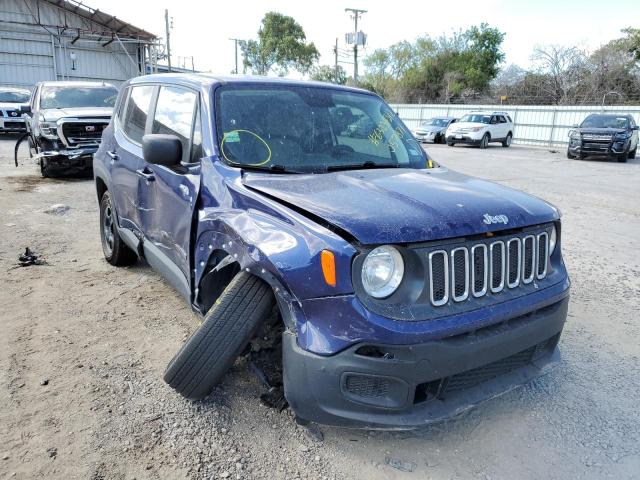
top-left (361, 245), bottom-right (404, 299)
top-left (549, 224), bottom-right (557, 254)
top-left (362, 245), bottom-right (404, 298)
top-left (39, 121), bottom-right (58, 138)
top-left (614, 131), bottom-right (631, 140)
top-left (569, 130), bottom-right (581, 140)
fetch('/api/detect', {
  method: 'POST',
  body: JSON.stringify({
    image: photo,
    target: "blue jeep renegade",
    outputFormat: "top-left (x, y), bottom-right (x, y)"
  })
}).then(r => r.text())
top-left (94, 74), bottom-right (570, 429)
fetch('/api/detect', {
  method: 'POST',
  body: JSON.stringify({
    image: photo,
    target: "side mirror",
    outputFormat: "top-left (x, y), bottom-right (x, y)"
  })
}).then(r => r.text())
top-left (20, 105), bottom-right (31, 115)
top-left (142, 134), bottom-right (182, 167)
top-left (632, 125), bottom-right (639, 131)
top-left (572, 124), bottom-right (579, 128)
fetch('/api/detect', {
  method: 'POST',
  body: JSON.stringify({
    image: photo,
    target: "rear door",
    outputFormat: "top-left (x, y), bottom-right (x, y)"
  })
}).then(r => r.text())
top-left (138, 84), bottom-right (202, 301)
top-left (111, 84), bottom-right (156, 234)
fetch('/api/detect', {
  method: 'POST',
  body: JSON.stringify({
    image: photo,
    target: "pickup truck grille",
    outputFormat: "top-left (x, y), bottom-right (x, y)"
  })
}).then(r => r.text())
top-left (427, 228), bottom-right (550, 307)
top-left (60, 120), bottom-right (109, 147)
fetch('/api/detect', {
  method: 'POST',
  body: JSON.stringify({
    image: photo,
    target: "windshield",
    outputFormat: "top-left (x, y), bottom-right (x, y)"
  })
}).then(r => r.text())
top-left (459, 114), bottom-right (490, 124)
top-left (215, 85), bottom-right (430, 173)
top-left (580, 115), bottom-right (629, 129)
top-left (40, 86), bottom-right (117, 109)
top-left (0, 90), bottom-right (30, 103)
top-left (421, 118), bottom-right (450, 127)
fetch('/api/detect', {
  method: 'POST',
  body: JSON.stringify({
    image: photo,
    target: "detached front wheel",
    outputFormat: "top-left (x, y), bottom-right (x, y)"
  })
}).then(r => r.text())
top-left (164, 272), bottom-right (275, 400)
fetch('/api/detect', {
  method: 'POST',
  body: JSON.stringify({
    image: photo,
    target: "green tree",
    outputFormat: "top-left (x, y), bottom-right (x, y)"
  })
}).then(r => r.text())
top-left (310, 65), bottom-right (347, 84)
top-left (241, 12), bottom-right (319, 76)
top-left (621, 27), bottom-right (640, 61)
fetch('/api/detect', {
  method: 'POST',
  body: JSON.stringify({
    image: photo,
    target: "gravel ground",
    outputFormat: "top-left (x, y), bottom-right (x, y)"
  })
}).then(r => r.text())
top-left (1, 135), bottom-right (639, 480)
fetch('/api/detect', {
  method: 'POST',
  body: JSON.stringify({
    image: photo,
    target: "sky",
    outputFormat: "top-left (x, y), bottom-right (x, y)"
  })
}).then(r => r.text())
top-left (95, 0), bottom-right (639, 76)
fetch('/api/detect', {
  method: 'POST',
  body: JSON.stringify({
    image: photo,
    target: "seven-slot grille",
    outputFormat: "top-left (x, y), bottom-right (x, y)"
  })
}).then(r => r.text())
top-left (428, 230), bottom-right (550, 306)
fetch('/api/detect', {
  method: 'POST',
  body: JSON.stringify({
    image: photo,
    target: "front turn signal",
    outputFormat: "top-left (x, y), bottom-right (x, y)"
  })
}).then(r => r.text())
top-left (321, 250), bottom-right (336, 287)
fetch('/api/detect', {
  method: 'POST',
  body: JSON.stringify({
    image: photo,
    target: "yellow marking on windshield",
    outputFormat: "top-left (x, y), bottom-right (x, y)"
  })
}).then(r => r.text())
top-left (220, 129), bottom-right (272, 166)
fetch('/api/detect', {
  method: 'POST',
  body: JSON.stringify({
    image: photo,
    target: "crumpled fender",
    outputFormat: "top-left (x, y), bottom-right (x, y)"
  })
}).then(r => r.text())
top-left (193, 160), bottom-right (357, 307)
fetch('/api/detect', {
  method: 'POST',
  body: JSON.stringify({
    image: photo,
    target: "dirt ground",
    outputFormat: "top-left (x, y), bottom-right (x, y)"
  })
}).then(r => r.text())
top-left (1, 135), bottom-right (639, 480)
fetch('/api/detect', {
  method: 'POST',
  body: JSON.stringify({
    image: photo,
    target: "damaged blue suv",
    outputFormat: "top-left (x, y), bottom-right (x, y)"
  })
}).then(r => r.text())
top-left (94, 74), bottom-right (570, 429)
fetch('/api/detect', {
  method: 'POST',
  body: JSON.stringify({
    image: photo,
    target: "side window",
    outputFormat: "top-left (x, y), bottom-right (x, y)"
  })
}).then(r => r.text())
top-left (116, 87), bottom-right (129, 123)
top-left (490, 115), bottom-right (498, 124)
top-left (123, 85), bottom-right (154, 144)
top-left (190, 102), bottom-right (203, 163)
top-left (152, 85), bottom-right (197, 163)
top-left (506, 115), bottom-right (513, 123)
top-left (498, 115), bottom-right (507, 124)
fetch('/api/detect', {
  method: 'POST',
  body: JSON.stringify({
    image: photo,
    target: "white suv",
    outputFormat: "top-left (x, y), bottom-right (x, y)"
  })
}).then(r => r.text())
top-left (445, 111), bottom-right (514, 148)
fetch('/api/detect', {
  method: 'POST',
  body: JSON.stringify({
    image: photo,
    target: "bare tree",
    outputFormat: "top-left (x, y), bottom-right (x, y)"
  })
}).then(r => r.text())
top-left (531, 45), bottom-right (587, 104)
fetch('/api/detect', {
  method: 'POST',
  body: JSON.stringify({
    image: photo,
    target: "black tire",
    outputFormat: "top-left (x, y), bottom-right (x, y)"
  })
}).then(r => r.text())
top-left (566, 150), bottom-right (574, 159)
top-left (164, 272), bottom-right (275, 400)
top-left (628, 148), bottom-right (637, 159)
top-left (447, 141), bottom-right (455, 147)
top-left (40, 159), bottom-right (51, 178)
top-left (479, 133), bottom-right (489, 149)
top-left (617, 154), bottom-right (627, 163)
top-left (99, 191), bottom-right (137, 266)
top-left (502, 133), bottom-right (512, 147)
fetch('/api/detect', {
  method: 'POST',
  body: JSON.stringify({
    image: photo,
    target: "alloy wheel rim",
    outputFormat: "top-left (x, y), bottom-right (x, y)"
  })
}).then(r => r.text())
top-left (102, 200), bottom-right (115, 257)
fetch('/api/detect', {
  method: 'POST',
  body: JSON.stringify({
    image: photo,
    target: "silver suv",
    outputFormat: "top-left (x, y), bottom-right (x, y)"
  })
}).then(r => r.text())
top-left (445, 111), bottom-right (514, 149)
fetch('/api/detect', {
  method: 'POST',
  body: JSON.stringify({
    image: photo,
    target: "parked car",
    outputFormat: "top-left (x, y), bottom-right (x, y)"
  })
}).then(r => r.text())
top-left (22, 81), bottom-right (118, 176)
top-left (0, 87), bottom-right (30, 133)
top-left (413, 117), bottom-right (457, 144)
top-left (567, 114), bottom-right (638, 162)
top-left (445, 111), bottom-right (514, 148)
top-left (94, 74), bottom-right (569, 429)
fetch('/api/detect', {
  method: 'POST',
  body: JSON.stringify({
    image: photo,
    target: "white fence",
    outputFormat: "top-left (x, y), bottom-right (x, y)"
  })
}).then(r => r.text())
top-left (390, 104), bottom-right (640, 147)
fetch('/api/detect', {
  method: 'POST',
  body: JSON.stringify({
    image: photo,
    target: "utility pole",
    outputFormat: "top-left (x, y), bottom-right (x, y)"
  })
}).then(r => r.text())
top-left (334, 38), bottom-right (339, 83)
top-left (229, 38), bottom-right (241, 74)
top-left (164, 9), bottom-right (172, 72)
top-left (345, 8), bottom-right (366, 84)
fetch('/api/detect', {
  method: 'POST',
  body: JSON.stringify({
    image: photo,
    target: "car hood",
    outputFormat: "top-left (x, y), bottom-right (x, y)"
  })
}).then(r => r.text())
top-left (448, 122), bottom-right (486, 131)
top-left (42, 107), bottom-right (113, 121)
top-left (415, 125), bottom-right (444, 134)
top-left (242, 168), bottom-right (559, 245)
top-left (0, 102), bottom-right (28, 110)
top-left (577, 127), bottom-right (626, 135)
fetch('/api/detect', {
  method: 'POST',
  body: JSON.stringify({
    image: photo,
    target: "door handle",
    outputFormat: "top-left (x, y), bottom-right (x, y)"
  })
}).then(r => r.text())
top-left (136, 167), bottom-right (155, 182)
top-left (107, 150), bottom-right (118, 161)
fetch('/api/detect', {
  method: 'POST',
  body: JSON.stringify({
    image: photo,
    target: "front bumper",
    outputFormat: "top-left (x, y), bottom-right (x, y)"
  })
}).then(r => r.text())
top-left (37, 146), bottom-right (97, 169)
top-left (568, 139), bottom-right (630, 158)
top-left (284, 296), bottom-right (568, 429)
top-left (446, 133), bottom-right (483, 144)
top-left (0, 118), bottom-right (26, 132)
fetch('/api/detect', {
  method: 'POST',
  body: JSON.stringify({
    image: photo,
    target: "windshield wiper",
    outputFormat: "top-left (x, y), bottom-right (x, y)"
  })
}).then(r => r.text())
top-left (326, 161), bottom-right (399, 172)
top-left (240, 164), bottom-right (302, 174)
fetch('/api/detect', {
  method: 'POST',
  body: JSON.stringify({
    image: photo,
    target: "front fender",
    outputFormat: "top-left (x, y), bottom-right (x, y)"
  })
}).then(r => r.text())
top-left (194, 206), bottom-right (356, 303)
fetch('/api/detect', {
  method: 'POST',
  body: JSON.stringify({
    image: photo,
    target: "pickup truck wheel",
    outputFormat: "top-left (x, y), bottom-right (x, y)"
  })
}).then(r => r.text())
top-left (628, 147), bottom-right (637, 159)
top-left (40, 159), bottom-right (51, 178)
top-left (617, 154), bottom-right (628, 163)
top-left (99, 191), bottom-right (137, 266)
top-left (163, 272), bottom-right (275, 400)
top-left (566, 151), bottom-right (574, 159)
top-left (502, 133), bottom-right (512, 147)
top-left (447, 141), bottom-right (455, 147)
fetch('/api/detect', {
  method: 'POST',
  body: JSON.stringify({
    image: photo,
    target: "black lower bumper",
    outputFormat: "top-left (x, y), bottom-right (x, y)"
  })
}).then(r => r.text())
top-left (284, 297), bottom-right (568, 429)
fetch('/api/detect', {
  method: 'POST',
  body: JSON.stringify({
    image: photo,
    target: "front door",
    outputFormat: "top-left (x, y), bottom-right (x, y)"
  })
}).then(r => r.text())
top-left (138, 85), bottom-right (202, 300)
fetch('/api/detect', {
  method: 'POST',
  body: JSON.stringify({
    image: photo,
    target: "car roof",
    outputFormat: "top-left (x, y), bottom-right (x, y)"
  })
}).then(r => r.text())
top-left (128, 73), bottom-right (375, 96)
top-left (37, 81), bottom-right (116, 88)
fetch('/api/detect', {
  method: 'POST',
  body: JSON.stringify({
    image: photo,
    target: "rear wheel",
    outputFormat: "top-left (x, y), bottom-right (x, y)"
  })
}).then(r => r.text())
top-left (502, 133), bottom-right (512, 147)
top-left (99, 191), bottom-right (137, 266)
top-left (479, 133), bottom-right (489, 149)
top-left (164, 272), bottom-right (275, 400)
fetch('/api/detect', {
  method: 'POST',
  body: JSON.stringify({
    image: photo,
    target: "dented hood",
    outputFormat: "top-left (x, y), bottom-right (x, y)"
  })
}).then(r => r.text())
top-left (243, 168), bottom-right (559, 245)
